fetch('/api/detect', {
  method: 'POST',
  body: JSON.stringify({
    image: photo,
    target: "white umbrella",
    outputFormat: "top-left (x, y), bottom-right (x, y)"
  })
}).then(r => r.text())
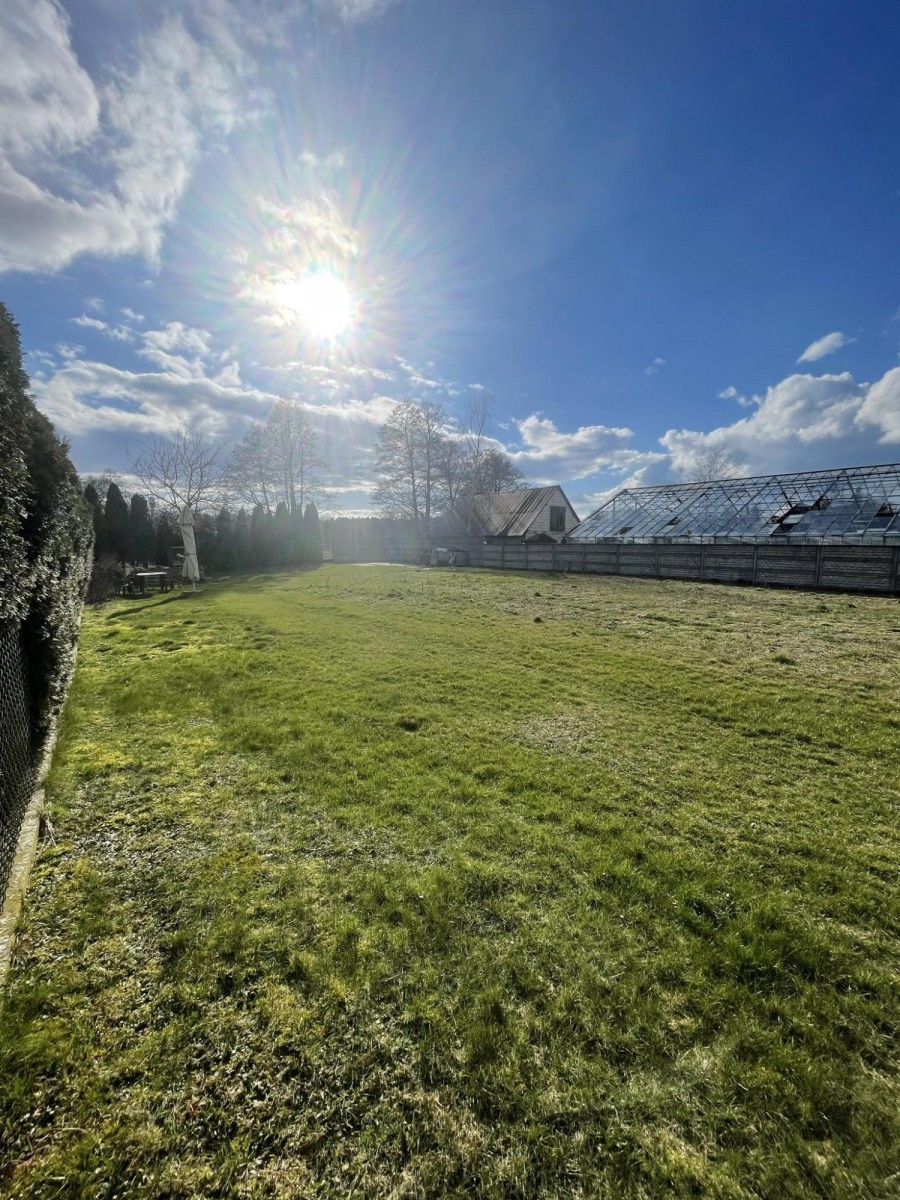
top-left (178, 504), bottom-right (200, 590)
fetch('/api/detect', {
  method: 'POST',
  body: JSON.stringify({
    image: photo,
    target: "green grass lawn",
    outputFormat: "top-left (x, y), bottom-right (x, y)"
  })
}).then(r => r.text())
top-left (1, 566), bottom-right (899, 1199)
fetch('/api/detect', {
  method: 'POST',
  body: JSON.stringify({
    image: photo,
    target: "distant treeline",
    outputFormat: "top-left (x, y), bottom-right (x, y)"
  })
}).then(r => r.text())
top-left (84, 482), bottom-right (322, 575)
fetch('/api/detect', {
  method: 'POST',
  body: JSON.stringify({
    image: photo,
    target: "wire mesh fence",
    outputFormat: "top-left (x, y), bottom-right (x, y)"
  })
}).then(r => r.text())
top-left (0, 619), bottom-right (35, 909)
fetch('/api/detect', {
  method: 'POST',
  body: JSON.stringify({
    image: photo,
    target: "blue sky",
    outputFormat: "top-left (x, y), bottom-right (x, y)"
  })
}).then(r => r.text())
top-left (3, 0), bottom-right (899, 516)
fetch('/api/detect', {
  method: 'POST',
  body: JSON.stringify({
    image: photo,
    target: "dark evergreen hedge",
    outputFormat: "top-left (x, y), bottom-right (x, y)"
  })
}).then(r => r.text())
top-left (0, 301), bottom-right (93, 752)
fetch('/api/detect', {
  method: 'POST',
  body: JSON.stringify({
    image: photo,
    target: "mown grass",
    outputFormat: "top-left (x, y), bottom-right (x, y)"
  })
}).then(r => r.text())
top-left (1, 566), bottom-right (898, 1199)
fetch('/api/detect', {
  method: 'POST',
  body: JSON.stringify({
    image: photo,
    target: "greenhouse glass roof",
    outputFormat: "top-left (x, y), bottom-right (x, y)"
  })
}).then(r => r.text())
top-left (569, 462), bottom-right (900, 544)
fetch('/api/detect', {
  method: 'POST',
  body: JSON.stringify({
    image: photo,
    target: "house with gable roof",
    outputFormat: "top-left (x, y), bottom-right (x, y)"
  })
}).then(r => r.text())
top-left (469, 485), bottom-right (580, 543)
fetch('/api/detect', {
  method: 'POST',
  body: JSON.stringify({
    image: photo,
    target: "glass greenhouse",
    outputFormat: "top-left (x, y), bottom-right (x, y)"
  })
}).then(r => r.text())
top-left (570, 463), bottom-right (900, 545)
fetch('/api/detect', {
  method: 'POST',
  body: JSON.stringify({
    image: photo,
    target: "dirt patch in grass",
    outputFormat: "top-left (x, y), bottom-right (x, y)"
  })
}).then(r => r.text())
top-left (517, 710), bottom-right (597, 754)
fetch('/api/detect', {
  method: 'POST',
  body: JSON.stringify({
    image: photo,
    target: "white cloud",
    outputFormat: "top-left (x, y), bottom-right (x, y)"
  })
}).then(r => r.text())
top-left (319, 0), bottom-right (401, 22)
top-left (796, 331), bottom-right (855, 363)
top-left (138, 322), bottom-right (216, 378)
top-left (71, 312), bottom-right (135, 341)
top-left (661, 366), bottom-right (900, 477)
top-left (107, 325), bottom-right (135, 342)
top-left (142, 322), bottom-right (214, 358)
top-left (121, 307), bottom-right (145, 322)
top-left (299, 149), bottom-right (346, 172)
top-left (857, 366), bottom-right (900, 442)
top-left (30, 340), bottom-right (401, 495)
top-left (33, 356), bottom-right (273, 438)
top-left (0, 0), bottom-right (99, 161)
top-left (502, 413), bottom-right (663, 483)
top-left (644, 356), bottom-right (666, 376)
top-left (394, 356), bottom-right (451, 393)
top-left (0, 0), bottom-right (256, 275)
top-left (718, 384), bottom-right (753, 407)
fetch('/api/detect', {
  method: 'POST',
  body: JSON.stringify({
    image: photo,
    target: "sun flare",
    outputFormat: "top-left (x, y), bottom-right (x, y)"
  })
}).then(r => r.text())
top-left (275, 270), bottom-right (356, 340)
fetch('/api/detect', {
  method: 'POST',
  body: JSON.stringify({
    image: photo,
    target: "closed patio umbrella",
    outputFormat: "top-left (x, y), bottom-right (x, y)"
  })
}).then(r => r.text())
top-left (178, 505), bottom-right (200, 590)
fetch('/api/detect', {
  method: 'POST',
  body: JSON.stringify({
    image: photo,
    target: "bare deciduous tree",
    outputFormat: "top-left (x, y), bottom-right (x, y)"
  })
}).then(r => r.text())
top-left (372, 393), bottom-right (526, 525)
top-left (226, 421), bottom-right (278, 514)
top-left (226, 398), bottom-right (329, 515)
top-left (268, 398), bottom-right (327, 513)
top-left (372, 399), bottom-right (448, 521)
top-left (474, 447), bottom-right (525, 495)
top-left (129, 428), bottom-right (225, 513)
top-left (442, 389), bottom-right (524, 527)
top-left (686, 446), bottom-right (740, 483)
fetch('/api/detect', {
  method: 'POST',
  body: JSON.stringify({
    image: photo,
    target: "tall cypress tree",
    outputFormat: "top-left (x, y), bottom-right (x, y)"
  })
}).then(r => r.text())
top-left (214, 507), bottom-right (235, 570)
top-left (250, 504), bottom-right (272, 567)
top-left (304, 502), bottom-right (323, 565)
top-left (154, 512), bottom-right (174, 566)
top-left (233, 509), bottom-right (250, 569)
top-left (274, 501), bottom-right (291, 565)
top-left (129, 494), bottom-right (155, 565)
top-left (105, 482), bottom-right (132, 563)
top-left (83, 483), bottom-right (107, 558)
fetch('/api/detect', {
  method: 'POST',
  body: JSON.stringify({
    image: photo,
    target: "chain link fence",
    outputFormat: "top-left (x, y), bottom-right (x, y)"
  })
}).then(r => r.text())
top-left (0, 619), bottom-right (35, 909)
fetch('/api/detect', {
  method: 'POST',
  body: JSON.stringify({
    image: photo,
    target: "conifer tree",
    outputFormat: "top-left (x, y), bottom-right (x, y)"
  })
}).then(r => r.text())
top-left (129, 494), bottom-right (155, 565)
top-left (250, 504), bottom-right (271, 567)
top-left (274, 501), bottom-right (291, 565)
top-left (214, 508), bottom-right (234, 570)
top-left (304, 502), bottom-right (323, 565)
top-left (83, 483), bottom-right (107, 558)
top-left (154, 512), bottom-right (174, 566)
top-left (105, 482), bottom-right (132, 563)
top-left (233, 509), bottom-right (251, 569)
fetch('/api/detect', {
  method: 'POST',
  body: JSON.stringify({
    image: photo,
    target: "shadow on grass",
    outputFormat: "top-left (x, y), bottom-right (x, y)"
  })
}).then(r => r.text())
top-left (106, 590), bottom-right (217, 620)
top-left (104, 566), bottom-right (325, 618)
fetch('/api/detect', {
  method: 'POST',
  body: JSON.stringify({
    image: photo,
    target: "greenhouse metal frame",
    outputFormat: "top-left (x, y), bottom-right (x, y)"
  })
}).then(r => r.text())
top-left (570, 462), bottom-right (900, 545)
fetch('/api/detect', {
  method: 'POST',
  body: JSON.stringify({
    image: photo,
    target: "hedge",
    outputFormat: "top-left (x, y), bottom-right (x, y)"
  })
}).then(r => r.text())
top-left (0, 301), bottom-right (93, 753)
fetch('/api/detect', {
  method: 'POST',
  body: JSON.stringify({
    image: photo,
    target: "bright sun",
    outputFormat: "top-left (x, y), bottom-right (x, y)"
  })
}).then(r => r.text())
top-left (276, 270), bottom-right (355, 340)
